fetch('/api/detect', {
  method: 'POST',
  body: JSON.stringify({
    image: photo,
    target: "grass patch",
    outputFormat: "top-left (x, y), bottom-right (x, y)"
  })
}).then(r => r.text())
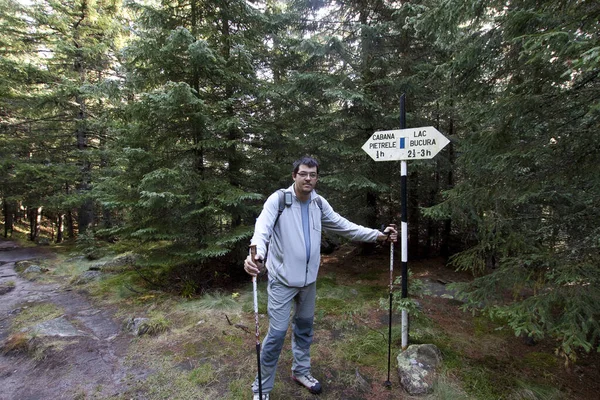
top-left (460, 365), bottom-right (505, 399)
top-left (1, 332), bottom-right (30, 354)
top-left (138, 366), bottom-right (218, 399)
top-left (522, 352), bottom-right (558, 370)
top-left (337, 327), bottom-right (390, 368)
top-left (225, 378), bottom-right (247, 400)
top-left (357, 284), bottom-right (386, 300)
top-left (240, 281), bottom-right (268, 314)
top-left (0, 280), bottom-right (16, 295)
top-left (317, 297), bottom-right (354, 315)
top-left (142, 312), bottom-right (171, 336)
top-left (510, 380), bottom-right (564, 400)
top-left (355, 269), bottom-right (382, 281)
top-left (194, 291), bottom-right (242, 312)
top-left (87, 270), bottom-right (143, 302)
top-left (189, 363), bottom-right (216, 385)
top-left (316, 275), bottom-right (337, 290)
top-left (431, 373), bottom-right (471, 400)
top-left (11, 303), bottom-right (63, 332)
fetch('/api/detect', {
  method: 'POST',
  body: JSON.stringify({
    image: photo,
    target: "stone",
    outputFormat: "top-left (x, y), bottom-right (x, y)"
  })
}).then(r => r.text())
top-left (36, 238), bottom-right (50, 246)
top-left (90, 254), bottom-right (138, 272)
top-left (125, 317), bottom-right (150, 336)
top-left (23, 265), bottom-right (43, 274)
top-left (397, 344), bottom-right (442, 395)
top-left (0, 284), bottom-right (15, 295)
top-left (73, 270), bottom-right (102, 284)
top-left (354, 368), bottom-right (371, 392)
top-left (24, 316), bottom-right (87, 337)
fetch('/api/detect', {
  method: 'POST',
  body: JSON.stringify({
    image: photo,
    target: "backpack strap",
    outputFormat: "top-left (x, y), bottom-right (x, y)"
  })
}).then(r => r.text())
top-left (272, 190), bottom-right (324, 230)
top-left (272, 189), bottom-right (288, 230)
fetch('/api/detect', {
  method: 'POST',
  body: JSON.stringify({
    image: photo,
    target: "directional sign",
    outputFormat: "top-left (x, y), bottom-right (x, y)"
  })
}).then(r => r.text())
top-left (362, 126), bottom-right (450, 161)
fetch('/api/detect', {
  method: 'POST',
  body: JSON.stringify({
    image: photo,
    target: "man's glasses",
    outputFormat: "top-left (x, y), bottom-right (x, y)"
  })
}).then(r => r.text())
top-left (297, 172), bottom-right (318, 179)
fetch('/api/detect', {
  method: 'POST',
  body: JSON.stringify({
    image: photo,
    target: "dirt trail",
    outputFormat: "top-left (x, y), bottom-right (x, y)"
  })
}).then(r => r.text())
top-left (0, 240), bottom-right (147, 400)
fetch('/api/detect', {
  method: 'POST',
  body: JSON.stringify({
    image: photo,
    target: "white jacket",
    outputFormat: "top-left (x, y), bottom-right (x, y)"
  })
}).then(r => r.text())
top-left (251, 184), bottom-right (381, 287)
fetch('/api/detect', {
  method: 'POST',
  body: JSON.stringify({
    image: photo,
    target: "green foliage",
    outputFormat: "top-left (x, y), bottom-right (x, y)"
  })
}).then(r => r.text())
top-left (1, 0), bottom-right (598, 360)
top-left (408, 0), bottom-right (600, 356)
top-left (381, 272), bottom-right (428, 319)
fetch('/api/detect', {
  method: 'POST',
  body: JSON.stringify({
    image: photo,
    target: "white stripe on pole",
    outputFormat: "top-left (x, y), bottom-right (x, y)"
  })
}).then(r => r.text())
top-left (253, 276), bottom-right (258, 313)
top-left (401, 222), bottom-right (408, 263)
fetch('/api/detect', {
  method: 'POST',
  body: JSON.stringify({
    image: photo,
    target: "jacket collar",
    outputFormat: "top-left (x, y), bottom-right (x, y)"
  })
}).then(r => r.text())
top-left (288, 183), bottom-right (318, 202)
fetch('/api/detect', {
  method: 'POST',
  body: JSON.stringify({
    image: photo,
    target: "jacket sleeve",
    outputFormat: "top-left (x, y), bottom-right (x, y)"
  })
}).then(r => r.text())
top-left (250, 192), bottom-right (280, 259)
top-left (320, 196), bottom-right (380, 242)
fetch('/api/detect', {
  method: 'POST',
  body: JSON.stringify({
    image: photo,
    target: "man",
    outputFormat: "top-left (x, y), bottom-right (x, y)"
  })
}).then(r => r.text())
top-left (244, 156), bottom-right (398, 400)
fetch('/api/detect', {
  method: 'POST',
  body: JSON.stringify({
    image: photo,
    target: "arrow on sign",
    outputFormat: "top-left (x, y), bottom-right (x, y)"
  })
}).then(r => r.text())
top-left (362, 126), bottom-right (450, 161)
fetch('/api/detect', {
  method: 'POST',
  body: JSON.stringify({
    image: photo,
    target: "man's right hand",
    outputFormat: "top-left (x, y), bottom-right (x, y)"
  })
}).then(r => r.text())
top-left (244, 254), bottom-right (264, 276)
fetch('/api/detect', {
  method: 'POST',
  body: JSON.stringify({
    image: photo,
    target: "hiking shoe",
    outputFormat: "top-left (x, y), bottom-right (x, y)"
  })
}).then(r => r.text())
top-left (252, 393), bottom-right (269, 400)
top-left (292, 373), bottom-right (322, 394)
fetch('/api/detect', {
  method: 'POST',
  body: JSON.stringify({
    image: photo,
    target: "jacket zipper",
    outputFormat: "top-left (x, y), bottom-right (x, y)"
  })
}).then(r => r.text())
top-left (304, 199), bottom-right (312, 286)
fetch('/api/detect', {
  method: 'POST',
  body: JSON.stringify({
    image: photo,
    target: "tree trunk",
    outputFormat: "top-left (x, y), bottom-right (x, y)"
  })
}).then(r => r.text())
top-left (190, 0), bottom-right (205, 177)
top-left (65, 183), bottom-right (75, 239)
top-left (66, 211), bottom-right (75, 239)
top-left (56, 214), bottom-right (64, 243)
top-left (3, 200), bottom-right (14, 238)
top-left (74, 4), bottom-right (93, 236)
top-left (220, 9), bottom-right (242, 228)
top-left (28, 206), bottom-right (41, 241)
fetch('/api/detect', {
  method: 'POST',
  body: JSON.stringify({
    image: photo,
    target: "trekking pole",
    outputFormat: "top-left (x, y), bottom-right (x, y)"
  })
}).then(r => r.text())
top-left (249, 245), bottom-right (263, 399)
top-left (384, 224), bottom-right (396, 388)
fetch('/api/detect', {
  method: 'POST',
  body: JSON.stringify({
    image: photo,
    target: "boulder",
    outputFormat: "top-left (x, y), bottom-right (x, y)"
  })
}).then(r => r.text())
top-left (397, 344), bottom-right (442, 395)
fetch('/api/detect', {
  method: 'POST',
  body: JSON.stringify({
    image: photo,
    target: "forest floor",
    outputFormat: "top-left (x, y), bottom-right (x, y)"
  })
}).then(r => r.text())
top-left (0, 238), bottom-right (599, 400)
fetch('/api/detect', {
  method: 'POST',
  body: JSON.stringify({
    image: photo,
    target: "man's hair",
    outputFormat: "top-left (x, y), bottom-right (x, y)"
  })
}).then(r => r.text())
top-left (293, 156), bottom-right (319, 174)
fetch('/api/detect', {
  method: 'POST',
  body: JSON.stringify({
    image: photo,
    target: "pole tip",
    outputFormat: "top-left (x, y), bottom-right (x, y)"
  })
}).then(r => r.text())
top-left (384, 380), bottom-right (392, 388)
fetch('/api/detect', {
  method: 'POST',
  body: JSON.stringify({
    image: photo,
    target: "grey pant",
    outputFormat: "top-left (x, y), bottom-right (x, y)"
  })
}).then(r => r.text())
top-left (252, 278), bottom-right (316, 394)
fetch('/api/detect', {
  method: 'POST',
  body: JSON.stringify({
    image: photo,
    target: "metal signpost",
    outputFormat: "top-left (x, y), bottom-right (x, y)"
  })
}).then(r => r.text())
top-left (362, 94), bottom-right (450, 383)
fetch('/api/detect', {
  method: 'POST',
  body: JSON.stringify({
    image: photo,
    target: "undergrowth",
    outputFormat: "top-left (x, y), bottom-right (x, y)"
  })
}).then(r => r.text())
top-left (11, 243), bottom-right (579, 400)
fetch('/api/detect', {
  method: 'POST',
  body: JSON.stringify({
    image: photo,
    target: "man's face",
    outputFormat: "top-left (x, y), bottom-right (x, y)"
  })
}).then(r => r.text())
top-left (293, 164), bottom-right (318, 195)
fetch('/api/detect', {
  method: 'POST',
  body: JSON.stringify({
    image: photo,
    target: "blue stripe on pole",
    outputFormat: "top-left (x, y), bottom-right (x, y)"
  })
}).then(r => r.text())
top-left (399, 137), bottom-right (406, 149)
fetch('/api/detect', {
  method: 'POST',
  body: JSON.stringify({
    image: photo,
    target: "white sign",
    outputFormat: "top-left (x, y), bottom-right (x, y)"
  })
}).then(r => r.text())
top-left (362, 126), bottom-right (450, 161)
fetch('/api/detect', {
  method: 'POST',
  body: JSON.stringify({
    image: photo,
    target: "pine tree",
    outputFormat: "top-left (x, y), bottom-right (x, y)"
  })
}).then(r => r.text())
top-left (411, 0), bottom-right (600, 357)
top-left (94, 0), bottom-right (268, 289)
top-left (0, 0), bottom-right (124, 241)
